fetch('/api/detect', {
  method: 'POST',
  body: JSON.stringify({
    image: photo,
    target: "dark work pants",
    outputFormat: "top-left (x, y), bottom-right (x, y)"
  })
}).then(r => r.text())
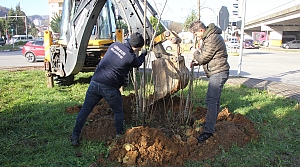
top-left (204, 70), bottom-right (229, 133)
top-left (72, 80), bottom-right (124, 138)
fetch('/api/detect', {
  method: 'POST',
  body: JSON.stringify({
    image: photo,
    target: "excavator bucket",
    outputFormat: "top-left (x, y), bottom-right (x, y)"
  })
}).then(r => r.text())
top-left (152, 55), bottom-right (189, 101)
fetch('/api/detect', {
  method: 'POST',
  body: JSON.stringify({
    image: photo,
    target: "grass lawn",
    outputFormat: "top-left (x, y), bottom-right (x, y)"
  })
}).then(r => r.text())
top-left (0, 44), bottom-right (23, 51)
top-left (0, 69), bottom-right (299, 167)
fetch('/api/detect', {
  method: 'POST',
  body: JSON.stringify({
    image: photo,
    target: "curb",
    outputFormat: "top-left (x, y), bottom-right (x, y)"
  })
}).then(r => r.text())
top-left (259, 47), bottom-right (300, 53)
top-left (228, 52), bottom-right (239, 56)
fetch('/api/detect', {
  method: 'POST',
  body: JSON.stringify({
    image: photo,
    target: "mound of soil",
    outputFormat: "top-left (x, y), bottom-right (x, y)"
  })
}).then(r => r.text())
top-left (66, 94), bottom-right (258, 167)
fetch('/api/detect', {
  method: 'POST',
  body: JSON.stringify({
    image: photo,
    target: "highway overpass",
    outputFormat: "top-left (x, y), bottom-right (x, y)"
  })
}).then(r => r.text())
top-left (243, 1), bottom-right (300, 47)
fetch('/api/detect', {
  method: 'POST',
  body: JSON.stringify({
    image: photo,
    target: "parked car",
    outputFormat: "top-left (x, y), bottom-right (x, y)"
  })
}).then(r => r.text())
top-left (226, 40), bottom-right (240, 49)
top-left (281, 42), bottom-right (288, 48)
top-left (253, 40), bottom-right (260, 47)
top-left (283, 40), bottom-right (300, 49)
top-left (282, 35), bottom-right (296, 44)
top-left (0, 37), bottom-right (5, 46)
top-left (22, 40), bottom-right (45, 63)
top-left (243, 39), bottom-right (256, 49)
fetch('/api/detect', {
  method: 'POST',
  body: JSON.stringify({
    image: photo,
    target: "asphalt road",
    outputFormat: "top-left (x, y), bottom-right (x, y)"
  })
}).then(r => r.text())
top-left (147, 49), bottom-right (300, 86)
top-left (227, 49), bottom-right (300, 86)
top-left (0, 50), bottom-right (43, 70)
top-left (1, 49), bottom-right (300, 86)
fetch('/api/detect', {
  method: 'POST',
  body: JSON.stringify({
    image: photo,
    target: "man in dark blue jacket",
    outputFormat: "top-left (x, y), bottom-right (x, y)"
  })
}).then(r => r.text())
top-left (71, 32), bottom-right (147, 146)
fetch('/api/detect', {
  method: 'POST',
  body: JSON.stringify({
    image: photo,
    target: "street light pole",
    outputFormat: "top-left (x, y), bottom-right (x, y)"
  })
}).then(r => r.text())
top-left (237, 0), bottom-right (247, 76)
top-left (23, 15), bottom-right (28, 41)
top-left (198, 0), bottom-right (200, 20)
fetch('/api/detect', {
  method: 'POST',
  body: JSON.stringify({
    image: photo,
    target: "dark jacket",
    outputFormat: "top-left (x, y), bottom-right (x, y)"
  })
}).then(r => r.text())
top-left (194, 23), bottom-right (230, 77)
top-left (91, 42), bottom-right (146, 88)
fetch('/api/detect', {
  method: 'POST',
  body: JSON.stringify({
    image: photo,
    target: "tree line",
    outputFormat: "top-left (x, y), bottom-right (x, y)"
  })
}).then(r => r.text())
top-left (0, 4), bottom-right (39, 39)
top-left (0, 3), bottom-right (198, 40)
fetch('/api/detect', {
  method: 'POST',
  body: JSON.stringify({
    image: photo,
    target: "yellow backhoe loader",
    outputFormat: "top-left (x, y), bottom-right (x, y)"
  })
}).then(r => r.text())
top-left (44, 0), bottom-right (189, 100)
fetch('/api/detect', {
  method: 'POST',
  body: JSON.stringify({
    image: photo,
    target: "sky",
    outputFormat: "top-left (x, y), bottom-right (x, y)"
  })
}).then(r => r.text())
top-left (151, 0), bottom-right (299, 24)
top-left (1, 0), bottom-right (298, 24)
top-left (1, 0), bottom-right (49, 16)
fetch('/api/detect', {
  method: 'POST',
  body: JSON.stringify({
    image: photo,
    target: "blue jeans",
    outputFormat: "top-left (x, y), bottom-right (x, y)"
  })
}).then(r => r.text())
top-left (72, 80), bottom-right (124, 137)
top-left (204, 70), bottom-right (229, 133)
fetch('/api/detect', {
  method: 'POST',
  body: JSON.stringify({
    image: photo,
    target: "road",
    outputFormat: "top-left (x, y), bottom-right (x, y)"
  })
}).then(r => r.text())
top-left (227, 49), bottom-right (300, 86)
top-left (0, 50), bottom-right (43, 70)
top-left (1, 49), bottom-right (300, 86)
top-left (147, 49), bottom-right (300, 87)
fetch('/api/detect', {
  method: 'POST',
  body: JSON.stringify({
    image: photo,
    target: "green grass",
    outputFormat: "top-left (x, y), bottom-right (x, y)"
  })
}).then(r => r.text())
top-left (0, 70), bottom-right (299, 167)
top-left (0, 44), bottom-right (22, 51)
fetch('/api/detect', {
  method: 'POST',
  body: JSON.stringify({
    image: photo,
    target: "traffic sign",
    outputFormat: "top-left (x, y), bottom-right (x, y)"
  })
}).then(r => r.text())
top-left (219, 6), bottom-right (229, 31)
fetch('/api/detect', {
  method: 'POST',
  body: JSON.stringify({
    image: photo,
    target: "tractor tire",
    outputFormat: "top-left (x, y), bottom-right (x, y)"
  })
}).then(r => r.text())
top-left (54, 74), bottom-right (74, 86)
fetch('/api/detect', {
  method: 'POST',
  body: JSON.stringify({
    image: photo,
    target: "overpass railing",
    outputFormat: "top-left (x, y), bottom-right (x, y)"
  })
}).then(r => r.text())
top-left (246, 0), bottom-right (300, 23)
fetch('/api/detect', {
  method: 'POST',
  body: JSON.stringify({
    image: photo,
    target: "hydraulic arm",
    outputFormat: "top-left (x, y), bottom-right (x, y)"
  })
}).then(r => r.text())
top-left (44, 0), bottom-right (189, 100)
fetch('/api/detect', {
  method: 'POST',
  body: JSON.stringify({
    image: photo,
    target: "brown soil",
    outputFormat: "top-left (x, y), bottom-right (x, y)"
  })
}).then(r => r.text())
top-left (0, 66), bottom-right (44, 71)
top-left (66, 94), bottom-right (258, 167)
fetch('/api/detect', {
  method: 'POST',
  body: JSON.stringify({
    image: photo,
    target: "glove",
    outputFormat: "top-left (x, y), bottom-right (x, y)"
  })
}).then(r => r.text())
top-left (141, 48), bottom-right (148, 55)
top-left (193, 49), bottom-right (201, 64)
top-left (190, 60), bottom-right (199, 68)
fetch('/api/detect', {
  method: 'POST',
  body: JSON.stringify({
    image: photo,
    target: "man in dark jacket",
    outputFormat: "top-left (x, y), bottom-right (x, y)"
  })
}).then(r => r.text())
top-left (70, 32), bottom-right (147, 146)
top-left (190, 21), bottom-right (230, 143)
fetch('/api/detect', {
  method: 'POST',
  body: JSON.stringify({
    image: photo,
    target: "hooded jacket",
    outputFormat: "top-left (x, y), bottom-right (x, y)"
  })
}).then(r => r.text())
top-left (194, 23), bottom-right (230, 77)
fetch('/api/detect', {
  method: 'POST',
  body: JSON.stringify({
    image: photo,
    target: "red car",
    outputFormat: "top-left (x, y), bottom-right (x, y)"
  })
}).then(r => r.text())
top-left (243, 39), bottom-right (256, 49)
top-left (22, 40), bottom-right (45, 63)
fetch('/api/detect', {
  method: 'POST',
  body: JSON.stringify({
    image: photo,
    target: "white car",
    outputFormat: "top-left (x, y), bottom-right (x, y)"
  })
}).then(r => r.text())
top-left (283, 40), bottom-right (300, 49)
top-left (226, 40), bottom-right (240, 49)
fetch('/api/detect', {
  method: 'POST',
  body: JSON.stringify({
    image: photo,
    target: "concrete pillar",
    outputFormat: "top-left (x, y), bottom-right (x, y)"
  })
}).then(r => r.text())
top-left (269, 31), bottom-right (283, 47)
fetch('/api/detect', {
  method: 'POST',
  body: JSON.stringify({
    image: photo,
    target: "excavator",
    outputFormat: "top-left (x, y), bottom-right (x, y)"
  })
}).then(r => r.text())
top-left (44, 0), bottom-right (190, 100)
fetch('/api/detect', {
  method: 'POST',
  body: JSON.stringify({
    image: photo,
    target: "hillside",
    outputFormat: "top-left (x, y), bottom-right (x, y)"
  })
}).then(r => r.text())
top-left (0, 5), bottom-right (48, 19)
top-left (0, 6), bottom-right (9, 17)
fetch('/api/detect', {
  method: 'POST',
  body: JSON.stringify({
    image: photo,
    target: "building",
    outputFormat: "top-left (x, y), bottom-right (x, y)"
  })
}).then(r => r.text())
top-left (33, 19), bottom-right (42, 26)
top-left (48, 0), bottom-right (64, 24)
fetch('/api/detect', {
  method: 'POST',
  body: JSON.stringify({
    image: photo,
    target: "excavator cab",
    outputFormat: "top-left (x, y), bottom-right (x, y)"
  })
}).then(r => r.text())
top-left (44, 0), bottom-right (189, 100)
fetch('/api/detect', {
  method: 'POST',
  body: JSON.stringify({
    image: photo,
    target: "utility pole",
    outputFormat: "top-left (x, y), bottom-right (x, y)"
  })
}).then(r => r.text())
top-left (237, 0), bottom-right (247, 76)
top-left (198, 0), bottom-right (200, 20)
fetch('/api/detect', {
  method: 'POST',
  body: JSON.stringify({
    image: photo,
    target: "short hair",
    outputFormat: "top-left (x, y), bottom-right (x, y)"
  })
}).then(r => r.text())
top-left (189, 21), bottom-right (206, 33)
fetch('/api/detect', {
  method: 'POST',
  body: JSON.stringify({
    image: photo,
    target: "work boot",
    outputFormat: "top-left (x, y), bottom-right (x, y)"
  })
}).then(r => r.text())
top-left (70, 135), bottom-right (80, 146)
top-left (197, 132), bottom-right (213, 143)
